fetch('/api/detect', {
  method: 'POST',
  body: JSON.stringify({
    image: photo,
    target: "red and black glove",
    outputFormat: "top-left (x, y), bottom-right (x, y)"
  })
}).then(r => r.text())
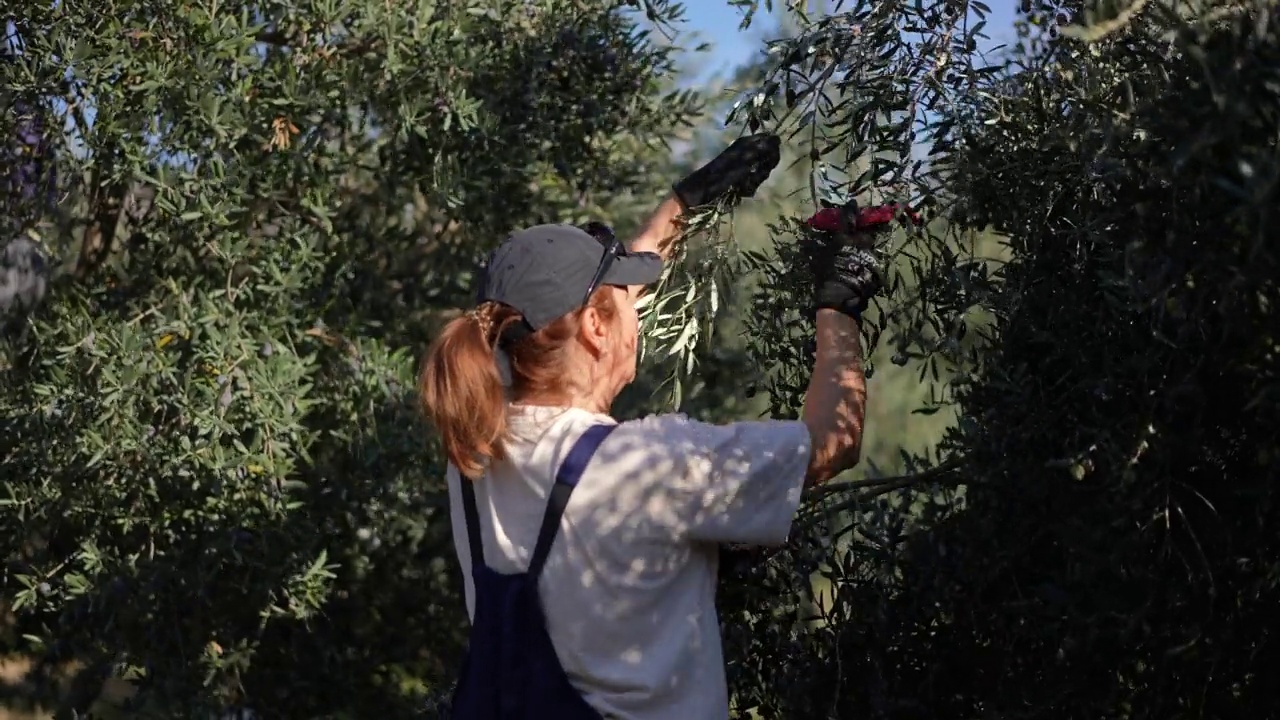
top-left (800, 200), bottom-right (920, 320)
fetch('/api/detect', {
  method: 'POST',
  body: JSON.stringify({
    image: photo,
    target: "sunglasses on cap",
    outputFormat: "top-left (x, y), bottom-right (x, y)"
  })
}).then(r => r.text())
top-left (577, 221), bottom-right (621, 306)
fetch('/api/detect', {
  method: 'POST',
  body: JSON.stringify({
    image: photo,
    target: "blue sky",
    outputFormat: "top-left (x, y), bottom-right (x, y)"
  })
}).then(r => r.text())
top-left (680, 2), bottom-right (1020, 83)
top-left (679, 3), bottom-right (768, 81)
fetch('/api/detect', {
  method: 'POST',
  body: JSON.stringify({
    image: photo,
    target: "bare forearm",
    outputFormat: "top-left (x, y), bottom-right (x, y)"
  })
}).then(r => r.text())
top-left (626, 193), bottom-right (686, 264)
top-left (801, 309), bottom-right (868, 487)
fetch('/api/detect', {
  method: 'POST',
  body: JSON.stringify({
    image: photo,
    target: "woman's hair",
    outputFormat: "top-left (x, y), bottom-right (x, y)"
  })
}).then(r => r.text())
top-left (419, 288), bottom-right (619, 479)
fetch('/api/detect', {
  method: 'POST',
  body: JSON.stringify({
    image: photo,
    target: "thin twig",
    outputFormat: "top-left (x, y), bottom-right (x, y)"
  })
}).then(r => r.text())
top-left (810, 471), bottom-right (964, 523)
top-left (805, 457), bottom-right (963, 499)
top-left (796, 459), bottom-right (966, 528)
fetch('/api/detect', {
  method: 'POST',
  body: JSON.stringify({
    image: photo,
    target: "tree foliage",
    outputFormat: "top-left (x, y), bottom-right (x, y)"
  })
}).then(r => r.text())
top-left (1, 1), bottom-right (699, 716)
top-left (715, 0), bottom-right (1279, 717)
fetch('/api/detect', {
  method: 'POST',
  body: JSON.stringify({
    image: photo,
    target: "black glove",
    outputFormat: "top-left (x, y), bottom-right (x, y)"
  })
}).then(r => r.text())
top-left (800, 200), bottom-right (887, 321)
top-left (672, 133), bottom-right (781, 209)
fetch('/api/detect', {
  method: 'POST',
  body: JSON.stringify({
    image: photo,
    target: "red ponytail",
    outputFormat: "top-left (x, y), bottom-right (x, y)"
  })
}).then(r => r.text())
top-left (419, 291), bottom-right (618, 479)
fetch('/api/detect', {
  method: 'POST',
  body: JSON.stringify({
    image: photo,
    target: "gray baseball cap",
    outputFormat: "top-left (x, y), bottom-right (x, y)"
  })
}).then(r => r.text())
top-left (475, 223), bottom-right (663, 341)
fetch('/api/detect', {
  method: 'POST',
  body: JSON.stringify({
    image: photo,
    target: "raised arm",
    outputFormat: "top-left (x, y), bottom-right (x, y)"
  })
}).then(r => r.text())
top-left (798, 201), bottom-right (912, 487)
top-left (802, 309), bottom-right (868, 486)
top-left (626, 193), bottom-right (684, 262)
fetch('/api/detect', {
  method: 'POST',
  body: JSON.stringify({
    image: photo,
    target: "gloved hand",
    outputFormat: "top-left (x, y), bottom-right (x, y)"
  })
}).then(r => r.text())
top-left (800, 200), bottom-right (920, 320)
top-left (672, 133), bottom-right (782, 210)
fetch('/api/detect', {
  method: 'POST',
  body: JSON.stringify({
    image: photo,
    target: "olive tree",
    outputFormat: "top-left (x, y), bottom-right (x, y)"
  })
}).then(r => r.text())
top-left (682, 0), bottom-right (1278, 717)
top-left (0, 1), bottom-right (701, 716)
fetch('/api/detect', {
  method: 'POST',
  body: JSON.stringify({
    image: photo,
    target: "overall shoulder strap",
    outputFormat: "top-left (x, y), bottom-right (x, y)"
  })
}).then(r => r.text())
top-left (527, 423), bottom-right (617, 580)
top-left (457, 469), bottom-right (486, 567)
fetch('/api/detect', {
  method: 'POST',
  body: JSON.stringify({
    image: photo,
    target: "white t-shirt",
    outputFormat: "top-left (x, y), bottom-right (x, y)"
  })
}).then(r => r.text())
top-left (446, 405), bottom-right (812, 720)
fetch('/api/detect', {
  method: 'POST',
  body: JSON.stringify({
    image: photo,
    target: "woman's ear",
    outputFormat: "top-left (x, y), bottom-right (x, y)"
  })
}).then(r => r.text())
top-left (578, 306), bottom-right (611, 357)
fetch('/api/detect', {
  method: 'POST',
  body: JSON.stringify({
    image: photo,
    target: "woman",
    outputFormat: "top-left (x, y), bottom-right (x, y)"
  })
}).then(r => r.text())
top-left (419, 134), bottom-right (881, 720)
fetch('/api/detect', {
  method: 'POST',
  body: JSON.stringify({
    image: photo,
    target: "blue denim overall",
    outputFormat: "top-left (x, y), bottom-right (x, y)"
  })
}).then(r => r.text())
top-left (449, 424), bottom-right (615, 720)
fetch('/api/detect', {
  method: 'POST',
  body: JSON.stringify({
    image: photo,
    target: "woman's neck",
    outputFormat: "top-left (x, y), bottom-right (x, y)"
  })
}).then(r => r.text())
top-left (513, 392), bottom-right (609, 415)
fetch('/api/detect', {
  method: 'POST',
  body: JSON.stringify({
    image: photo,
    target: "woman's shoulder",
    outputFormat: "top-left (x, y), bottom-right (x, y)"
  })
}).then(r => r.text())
top-left (611, 412), bottom-right (810, 453)
top-left (508, 406), bottom-right (809, 463)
